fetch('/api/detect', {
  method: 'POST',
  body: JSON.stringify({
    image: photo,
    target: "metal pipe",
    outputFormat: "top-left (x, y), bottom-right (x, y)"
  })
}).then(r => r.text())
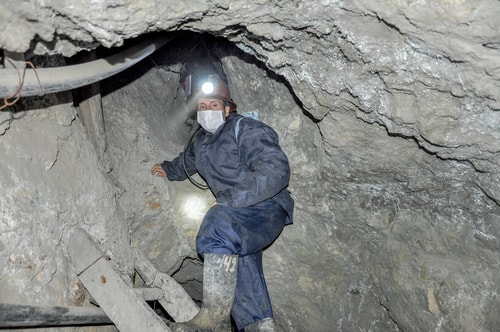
top-left (0, 35), bottom-right (172, 99)
top-left (0, 303), bottom-right (113, 327)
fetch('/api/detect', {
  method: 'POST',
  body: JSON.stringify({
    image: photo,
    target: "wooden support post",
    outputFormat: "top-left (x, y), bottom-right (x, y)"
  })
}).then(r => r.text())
top-left (72, 51), bottom-right (110, 170)
top-left (68, 228), bottom-right (170, 332)
top-left (0, 303), bottom-right (112, 328)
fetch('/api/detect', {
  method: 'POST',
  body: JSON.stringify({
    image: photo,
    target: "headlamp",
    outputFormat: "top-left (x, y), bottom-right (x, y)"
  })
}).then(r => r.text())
top-left (201, 81), bottom-right (215, 95)
top-left (181, 71), bottom-right (236, 111)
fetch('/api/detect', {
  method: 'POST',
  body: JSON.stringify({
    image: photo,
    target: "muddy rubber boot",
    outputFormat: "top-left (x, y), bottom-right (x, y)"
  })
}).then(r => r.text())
top-left (169, 253), bottom-right (238, 332)
top-left (244, 318), bottom-right (275, 332)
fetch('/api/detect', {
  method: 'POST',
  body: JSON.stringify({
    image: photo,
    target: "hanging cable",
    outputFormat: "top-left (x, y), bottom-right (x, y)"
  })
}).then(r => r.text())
top-left (0, 59), bottom-right (44, 110)
top-left (182, 123), bottom-right (209, 190)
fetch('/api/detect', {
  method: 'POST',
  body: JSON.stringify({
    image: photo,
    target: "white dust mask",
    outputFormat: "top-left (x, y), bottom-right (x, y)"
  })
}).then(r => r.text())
top-left (197, 110), bottom-right (225, 133)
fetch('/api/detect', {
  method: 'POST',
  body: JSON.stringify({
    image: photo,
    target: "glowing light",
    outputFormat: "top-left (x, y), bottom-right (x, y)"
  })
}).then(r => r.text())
top-left (180, 194), bottom-right (208, 221)
top-left (201, 81), bottom-right (214, 95)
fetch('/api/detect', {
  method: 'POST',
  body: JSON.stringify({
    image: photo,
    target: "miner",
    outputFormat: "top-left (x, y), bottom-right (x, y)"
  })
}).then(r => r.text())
top-left (151, 73), bottom-right (293, 332)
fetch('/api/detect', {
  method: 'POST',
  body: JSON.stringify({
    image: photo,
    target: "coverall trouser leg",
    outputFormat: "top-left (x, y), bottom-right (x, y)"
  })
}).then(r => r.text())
top-left (196, 199), bottom-right (287, 331)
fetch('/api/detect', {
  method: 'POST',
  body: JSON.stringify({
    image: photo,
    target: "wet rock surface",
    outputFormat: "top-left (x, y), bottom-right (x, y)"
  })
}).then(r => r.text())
top-left (1, 1), bottom-right (499, 331)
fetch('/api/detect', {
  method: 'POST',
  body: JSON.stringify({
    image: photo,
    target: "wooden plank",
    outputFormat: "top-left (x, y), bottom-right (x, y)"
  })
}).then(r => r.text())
top-left (0, 303), bottom-right (112, 328)
top-left (133, 249), bottom-right (199, 322)
top-left (68, 228), bottom-right (104, 274)
top-left (134, 287), bottom-right (164, 301)
top-left (68, 229), bottom-right (170, 332)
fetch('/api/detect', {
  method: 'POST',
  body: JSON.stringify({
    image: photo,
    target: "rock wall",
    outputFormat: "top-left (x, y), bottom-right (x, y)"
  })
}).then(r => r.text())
top-left (1, 1), bottom-right (499, 331)
top-left (0, 93), bottom-right (130, 332)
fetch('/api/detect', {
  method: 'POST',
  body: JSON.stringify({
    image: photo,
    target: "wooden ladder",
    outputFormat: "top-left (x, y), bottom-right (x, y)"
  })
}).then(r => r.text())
top-left (68, 228), bottom-right (199, 332)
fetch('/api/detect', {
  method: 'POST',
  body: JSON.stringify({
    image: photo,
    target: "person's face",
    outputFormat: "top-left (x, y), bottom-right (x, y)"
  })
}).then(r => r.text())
top-left (198, 98), bottom-right (231, 116)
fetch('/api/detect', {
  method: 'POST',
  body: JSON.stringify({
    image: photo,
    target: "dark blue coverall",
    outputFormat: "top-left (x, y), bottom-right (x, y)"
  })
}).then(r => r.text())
top-left (161, 112), bottom-right (294, 331)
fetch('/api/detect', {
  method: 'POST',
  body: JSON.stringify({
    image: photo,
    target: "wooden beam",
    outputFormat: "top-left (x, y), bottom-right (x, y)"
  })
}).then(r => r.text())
top-left (68, 228), bottom-right (171, 332)
top-left (72, 50), bottom-right (110, 169)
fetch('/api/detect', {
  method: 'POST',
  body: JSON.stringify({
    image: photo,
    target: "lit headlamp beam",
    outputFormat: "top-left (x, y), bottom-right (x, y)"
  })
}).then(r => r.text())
top-left (201, 81), bottom-right (214, 95)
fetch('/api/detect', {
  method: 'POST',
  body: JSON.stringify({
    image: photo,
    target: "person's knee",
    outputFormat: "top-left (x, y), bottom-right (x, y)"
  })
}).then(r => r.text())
top-left (196, 208), bottom-right (242, 255)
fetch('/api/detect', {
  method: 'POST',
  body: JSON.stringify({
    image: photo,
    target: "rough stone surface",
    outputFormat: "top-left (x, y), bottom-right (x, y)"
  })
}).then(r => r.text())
top-left (0, 95), bottom-right (127, 332)
top-left (0, 1), bottom-right (499, 332)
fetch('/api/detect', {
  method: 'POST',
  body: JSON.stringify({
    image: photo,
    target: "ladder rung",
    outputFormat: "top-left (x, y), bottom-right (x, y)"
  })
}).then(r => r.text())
top-left (135, 287), bottom-right (164, 301)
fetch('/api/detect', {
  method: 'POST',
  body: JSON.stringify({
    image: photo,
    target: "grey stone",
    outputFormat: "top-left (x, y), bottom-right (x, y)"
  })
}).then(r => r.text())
top-left (0, 1), bottom-right (499, 331)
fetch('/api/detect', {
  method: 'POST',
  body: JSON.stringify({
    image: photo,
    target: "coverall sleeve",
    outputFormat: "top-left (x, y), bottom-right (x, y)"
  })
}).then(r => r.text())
top-left (161, 142), bottom-right (196, 181)
top-left (217, 122), bottom-right (291, 207)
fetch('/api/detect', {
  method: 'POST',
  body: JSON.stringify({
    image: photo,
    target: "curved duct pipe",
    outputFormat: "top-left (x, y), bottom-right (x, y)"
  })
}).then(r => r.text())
top-left (0, 35), bottom-right (172, 99)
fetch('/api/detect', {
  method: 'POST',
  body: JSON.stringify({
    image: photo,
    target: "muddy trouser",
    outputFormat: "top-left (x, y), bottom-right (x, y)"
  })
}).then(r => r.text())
top-left (196, 199), bottom-right (287, 331)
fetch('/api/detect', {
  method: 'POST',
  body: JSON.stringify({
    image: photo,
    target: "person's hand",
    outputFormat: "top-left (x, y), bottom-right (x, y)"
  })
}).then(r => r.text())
top-left (151, 164), bottom-right (167, 177)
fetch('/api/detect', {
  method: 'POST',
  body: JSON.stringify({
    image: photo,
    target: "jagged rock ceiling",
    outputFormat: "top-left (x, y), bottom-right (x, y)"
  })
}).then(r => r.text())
top-left (1, 1), bottom-right (499, 332)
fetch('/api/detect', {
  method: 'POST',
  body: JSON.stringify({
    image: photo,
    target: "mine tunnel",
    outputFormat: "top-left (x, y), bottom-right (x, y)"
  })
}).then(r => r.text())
top-left (1, 1), bottom-right (500, 332)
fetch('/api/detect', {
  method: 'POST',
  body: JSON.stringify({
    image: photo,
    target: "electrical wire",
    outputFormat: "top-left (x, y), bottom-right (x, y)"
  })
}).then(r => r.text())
top-left (182, 123), bottom-right (209, 190)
